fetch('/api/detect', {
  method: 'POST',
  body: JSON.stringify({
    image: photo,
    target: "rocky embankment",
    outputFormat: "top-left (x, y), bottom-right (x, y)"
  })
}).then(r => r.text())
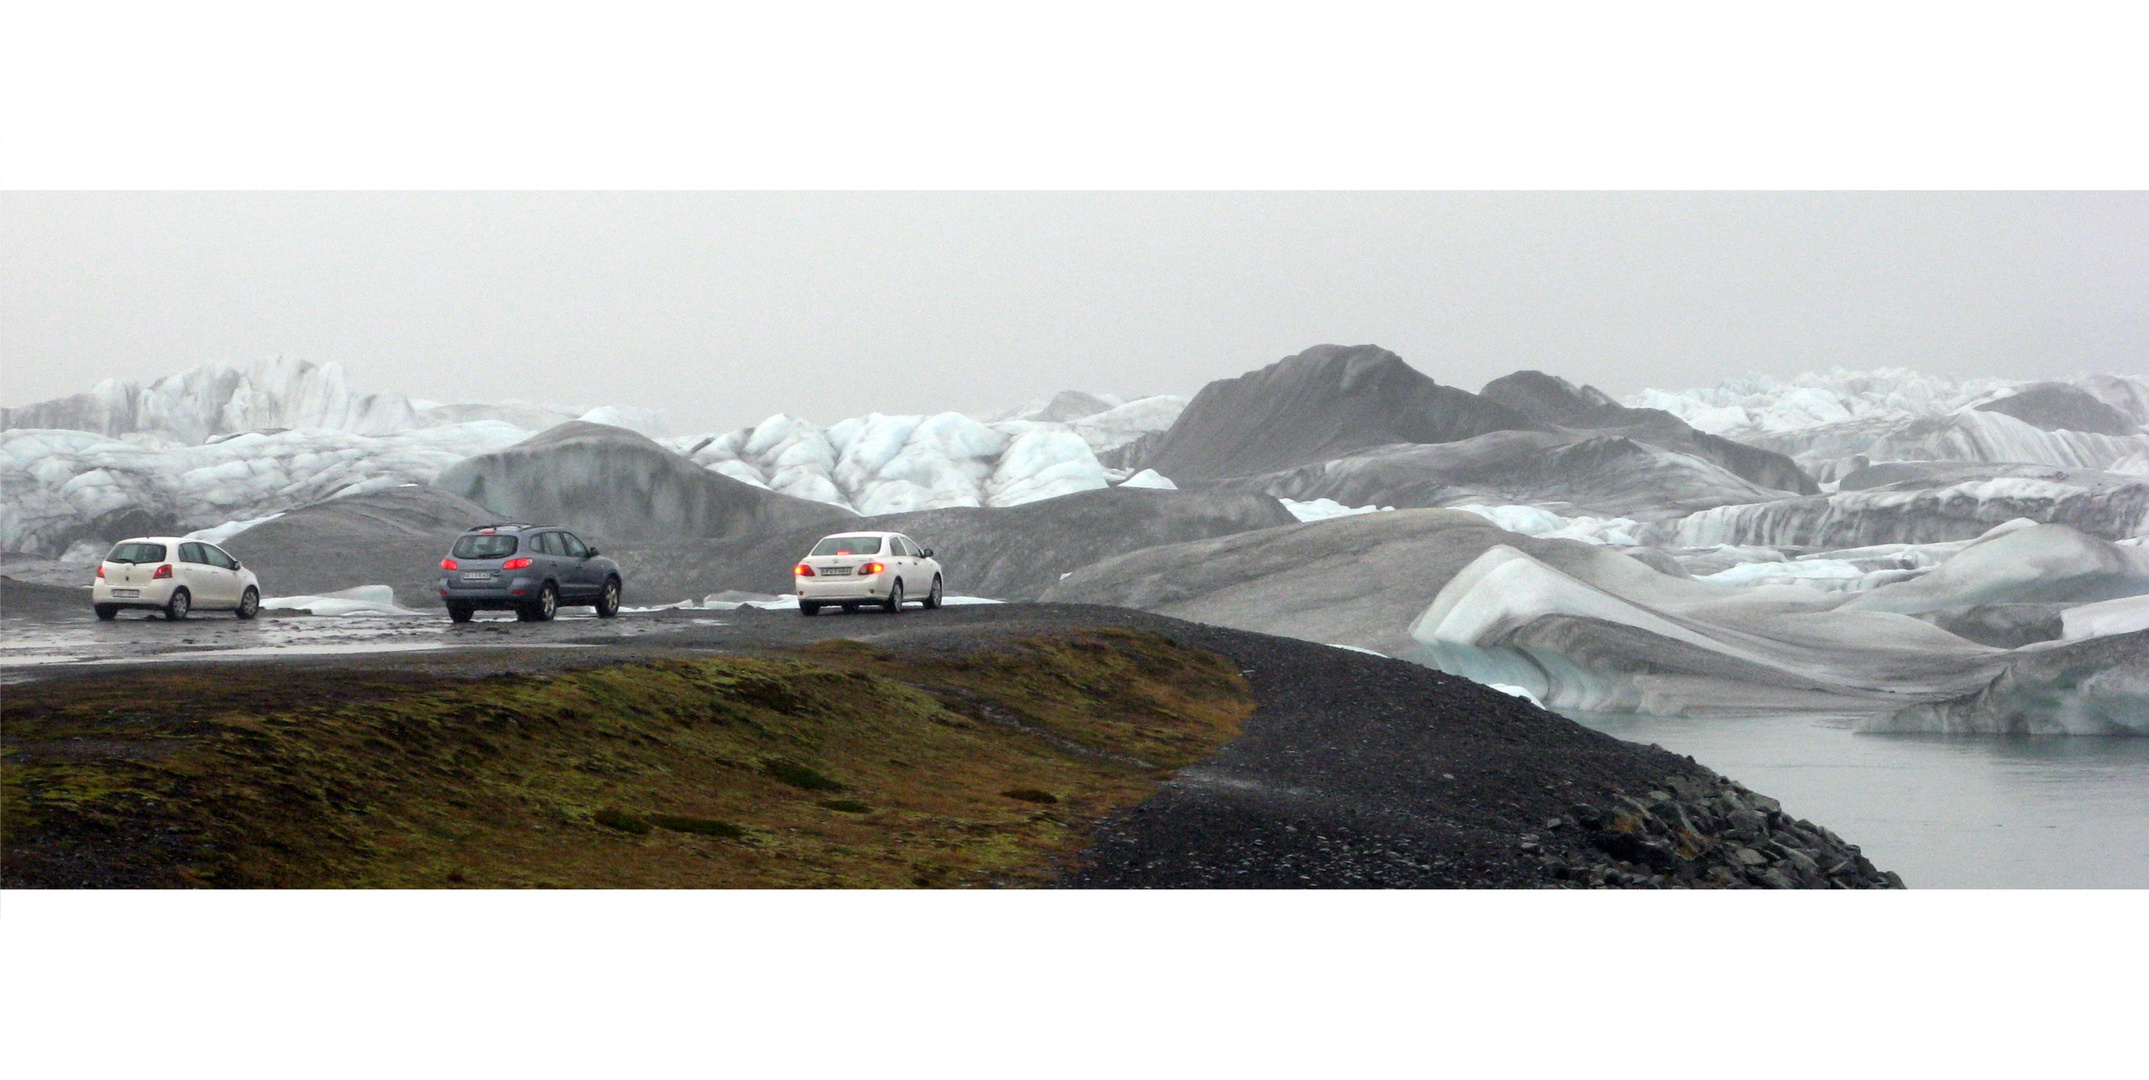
top-left (1546, 772), bottom-right (1900, 889)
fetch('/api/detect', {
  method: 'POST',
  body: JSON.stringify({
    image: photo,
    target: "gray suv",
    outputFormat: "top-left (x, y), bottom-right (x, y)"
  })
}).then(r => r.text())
top-left (438, 523), bottom-right (623, 622)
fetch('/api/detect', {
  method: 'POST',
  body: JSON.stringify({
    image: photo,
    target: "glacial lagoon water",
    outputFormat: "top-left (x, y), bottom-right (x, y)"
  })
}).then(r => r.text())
top-left (1570, 712), bottom-right (2149, 888)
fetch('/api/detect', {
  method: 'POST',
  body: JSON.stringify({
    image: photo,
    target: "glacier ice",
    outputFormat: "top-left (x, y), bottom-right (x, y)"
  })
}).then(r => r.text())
top-left (1872, 631), bottom-right (2149, 735)
top-left (1841, 523), bottom-right (2149, 615)
top-left (0, 421), bottom-right (534, 556)
top-left (1279, 497), bottom-right (1394, 522)
top-left (1405, 542), bottom-right (2009, 716)
top-left (1449, 504), bottom-right (1644, 545)
top-left (1, 356), bottom-right (602, 444)
top-left (677, 409), bottom-right (1119, 516)
top-left (1655, 467), bottom-right (2149, 549)
top-left (1117, 469), bottom-right (1178, 490)
top-left (1627, 368), bottom-right (2149, 480)
top-left (259, 585), bottom-right (424, 617)
top-left (2061, 594), bottom-right (2149, 641)
top-left (1628, 367), bottom-right (2022, 437)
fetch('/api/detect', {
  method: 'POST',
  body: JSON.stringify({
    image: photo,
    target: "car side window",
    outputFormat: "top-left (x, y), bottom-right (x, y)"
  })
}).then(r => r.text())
top-left (560, 533), bottom-right (589, 558)
top-left (203, 544), bottom-right (238, 570)
top-left (178, 542), bottom-right (206, 564)
top-left (533, 532), bottom-right (560, 556)
top-left (888, 536), bottom-right (909, 557)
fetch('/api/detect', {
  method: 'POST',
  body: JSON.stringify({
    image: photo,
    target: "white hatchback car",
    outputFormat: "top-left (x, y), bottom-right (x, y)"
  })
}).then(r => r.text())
top-left (92, 536), bottom-right (262, 621)
top-left (793, 531), bottom-right (944, 616)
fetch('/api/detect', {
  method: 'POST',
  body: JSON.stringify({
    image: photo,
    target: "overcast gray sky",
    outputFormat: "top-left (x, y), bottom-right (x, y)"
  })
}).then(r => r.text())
top-left (4, 192), bottom-right (2144, 434)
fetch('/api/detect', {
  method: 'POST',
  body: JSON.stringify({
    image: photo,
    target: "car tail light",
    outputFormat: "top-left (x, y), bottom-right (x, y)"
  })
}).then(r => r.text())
top-left (152, 564), bottom-right (173, 579)
top-left (441, 558), bottom-right (459, 571)
top-left (96, 564), bottom-right (105, 578)
top-left (859, 561), bottom-right (886, 575)
top-left (503, 557), bottom-right (534, 570)
top-left (794, 563), bottom-right (815, 577)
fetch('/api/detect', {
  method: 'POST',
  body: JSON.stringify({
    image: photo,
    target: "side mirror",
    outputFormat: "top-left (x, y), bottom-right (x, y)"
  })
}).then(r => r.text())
top-left (920, 548), bottom-right (934, 559)
top-left (586, 548), bottom-right (600, 557)
top-left (233, 562), bottom-right (243, 571)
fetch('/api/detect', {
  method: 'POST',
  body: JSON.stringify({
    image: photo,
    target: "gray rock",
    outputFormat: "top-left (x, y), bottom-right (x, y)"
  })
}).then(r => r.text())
top-left (222, 485), bottom-right (498, 608)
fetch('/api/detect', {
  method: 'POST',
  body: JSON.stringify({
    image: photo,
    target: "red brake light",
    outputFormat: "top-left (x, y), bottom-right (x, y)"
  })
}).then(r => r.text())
top-left (96, 564), bottom-right (105, 578)
top-left (441, 558), bottom-right (459, 571)
top-left (502, 557), bottom-right (534, 570)
top-left (152, 564), bottom-right (173, 579)
top-left (859, 561), bottom-right (886, 575)
top-left (794, 563), bottom-right (815, 577)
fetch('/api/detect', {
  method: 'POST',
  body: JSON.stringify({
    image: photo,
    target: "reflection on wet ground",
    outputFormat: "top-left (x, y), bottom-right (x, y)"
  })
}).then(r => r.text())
top-left (1573, 712), bottom-right (2149, 888)
top-left (0, 608), bottom-right (712, 680)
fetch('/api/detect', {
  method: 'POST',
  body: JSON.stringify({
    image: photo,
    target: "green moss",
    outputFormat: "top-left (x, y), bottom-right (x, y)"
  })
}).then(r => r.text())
top-left (1, 629), bottom-right (1253, 889)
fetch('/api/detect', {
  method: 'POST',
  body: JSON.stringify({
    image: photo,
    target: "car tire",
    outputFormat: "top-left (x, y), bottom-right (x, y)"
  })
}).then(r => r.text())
top-left (596, 576), bottom-right (622, 618)
top-left (925, 575), bottom-right (943, 610)
top-left (799, 601), bottom-right (820, 617)
top-left (841, 602), bottom-right (858, 614)
top-left (884, 580), bottom-right (904, 614)
top-left (236, 586), bottom-right (260, 620)
top-left (164, 588), bottom-right (190, 621)
top-left (447, 601), bottom-right (475, 623)
top-left (94, 604), bottom-right (119, 621)
top-left (520, 582), bottom-right (558, 622)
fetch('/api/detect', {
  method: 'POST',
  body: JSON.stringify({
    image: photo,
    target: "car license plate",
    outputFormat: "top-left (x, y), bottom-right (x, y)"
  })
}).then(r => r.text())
top-left (111, 589), bottom-right (140, 598)
top-left (822, 566), bottom-right (852, 576)
top-left (460, 572), bottom-right (497, 583)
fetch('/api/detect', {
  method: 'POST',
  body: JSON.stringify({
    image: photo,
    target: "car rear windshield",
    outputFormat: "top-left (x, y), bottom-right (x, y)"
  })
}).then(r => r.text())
top-left (106, 542), bottom-right (167, 564)
top-left (452, 534), bottom-right (520, 559)
top-left (810, 535), bottom-right (882, 556)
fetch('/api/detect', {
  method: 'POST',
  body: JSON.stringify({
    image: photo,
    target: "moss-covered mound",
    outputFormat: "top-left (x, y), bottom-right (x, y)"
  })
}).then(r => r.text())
top-left (1, 629), bottom-right (1251, 888)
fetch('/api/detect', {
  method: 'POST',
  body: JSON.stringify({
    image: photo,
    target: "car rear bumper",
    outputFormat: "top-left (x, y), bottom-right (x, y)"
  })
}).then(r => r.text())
top-left (92, 580), bottom-right (178, 607)
top-left (440, 576), bottom-right (542, 607)
top-left (797, 577), bottom-right (889, 600)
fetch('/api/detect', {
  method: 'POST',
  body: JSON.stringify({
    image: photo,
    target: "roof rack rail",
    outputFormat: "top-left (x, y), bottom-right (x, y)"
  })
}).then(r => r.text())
top-left (467, 522), bottom-right (538, 532)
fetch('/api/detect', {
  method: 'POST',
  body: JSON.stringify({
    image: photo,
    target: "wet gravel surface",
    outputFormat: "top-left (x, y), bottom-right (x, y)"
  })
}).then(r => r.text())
top-left (2, 596), bottom-right (1898, 888)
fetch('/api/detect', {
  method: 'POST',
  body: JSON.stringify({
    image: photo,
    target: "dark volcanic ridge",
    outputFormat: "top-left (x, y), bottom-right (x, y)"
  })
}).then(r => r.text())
top-left (1119, 346), bottom-right (1814, 514)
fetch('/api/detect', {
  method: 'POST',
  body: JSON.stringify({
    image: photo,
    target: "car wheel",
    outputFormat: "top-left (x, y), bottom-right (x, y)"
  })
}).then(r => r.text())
top-left (885, 580), bottom-right (905, 614)
top-left (164, 588), bottom-right (191, 621)
top-left (447, 601), bottom-right (475, 623)
top-left (525, 582), bottom-right (558, 622)
top-left (596, 577), bottom-right (622, 618)
top-left (925, 575), bottom-right (943, 610)
top-left (94, 604), bottom-right (119, 621)
top-left (235, 586), bottom-right (260, 620)
top-left (799, 601), bottom-right (820, 617)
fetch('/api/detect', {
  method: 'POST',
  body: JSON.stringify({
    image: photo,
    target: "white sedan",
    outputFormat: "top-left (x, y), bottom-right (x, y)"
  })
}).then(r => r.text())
top-left (793, 531), bottom-right (944, 616)
top-left (92, 536), bottom-right (262, 621)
